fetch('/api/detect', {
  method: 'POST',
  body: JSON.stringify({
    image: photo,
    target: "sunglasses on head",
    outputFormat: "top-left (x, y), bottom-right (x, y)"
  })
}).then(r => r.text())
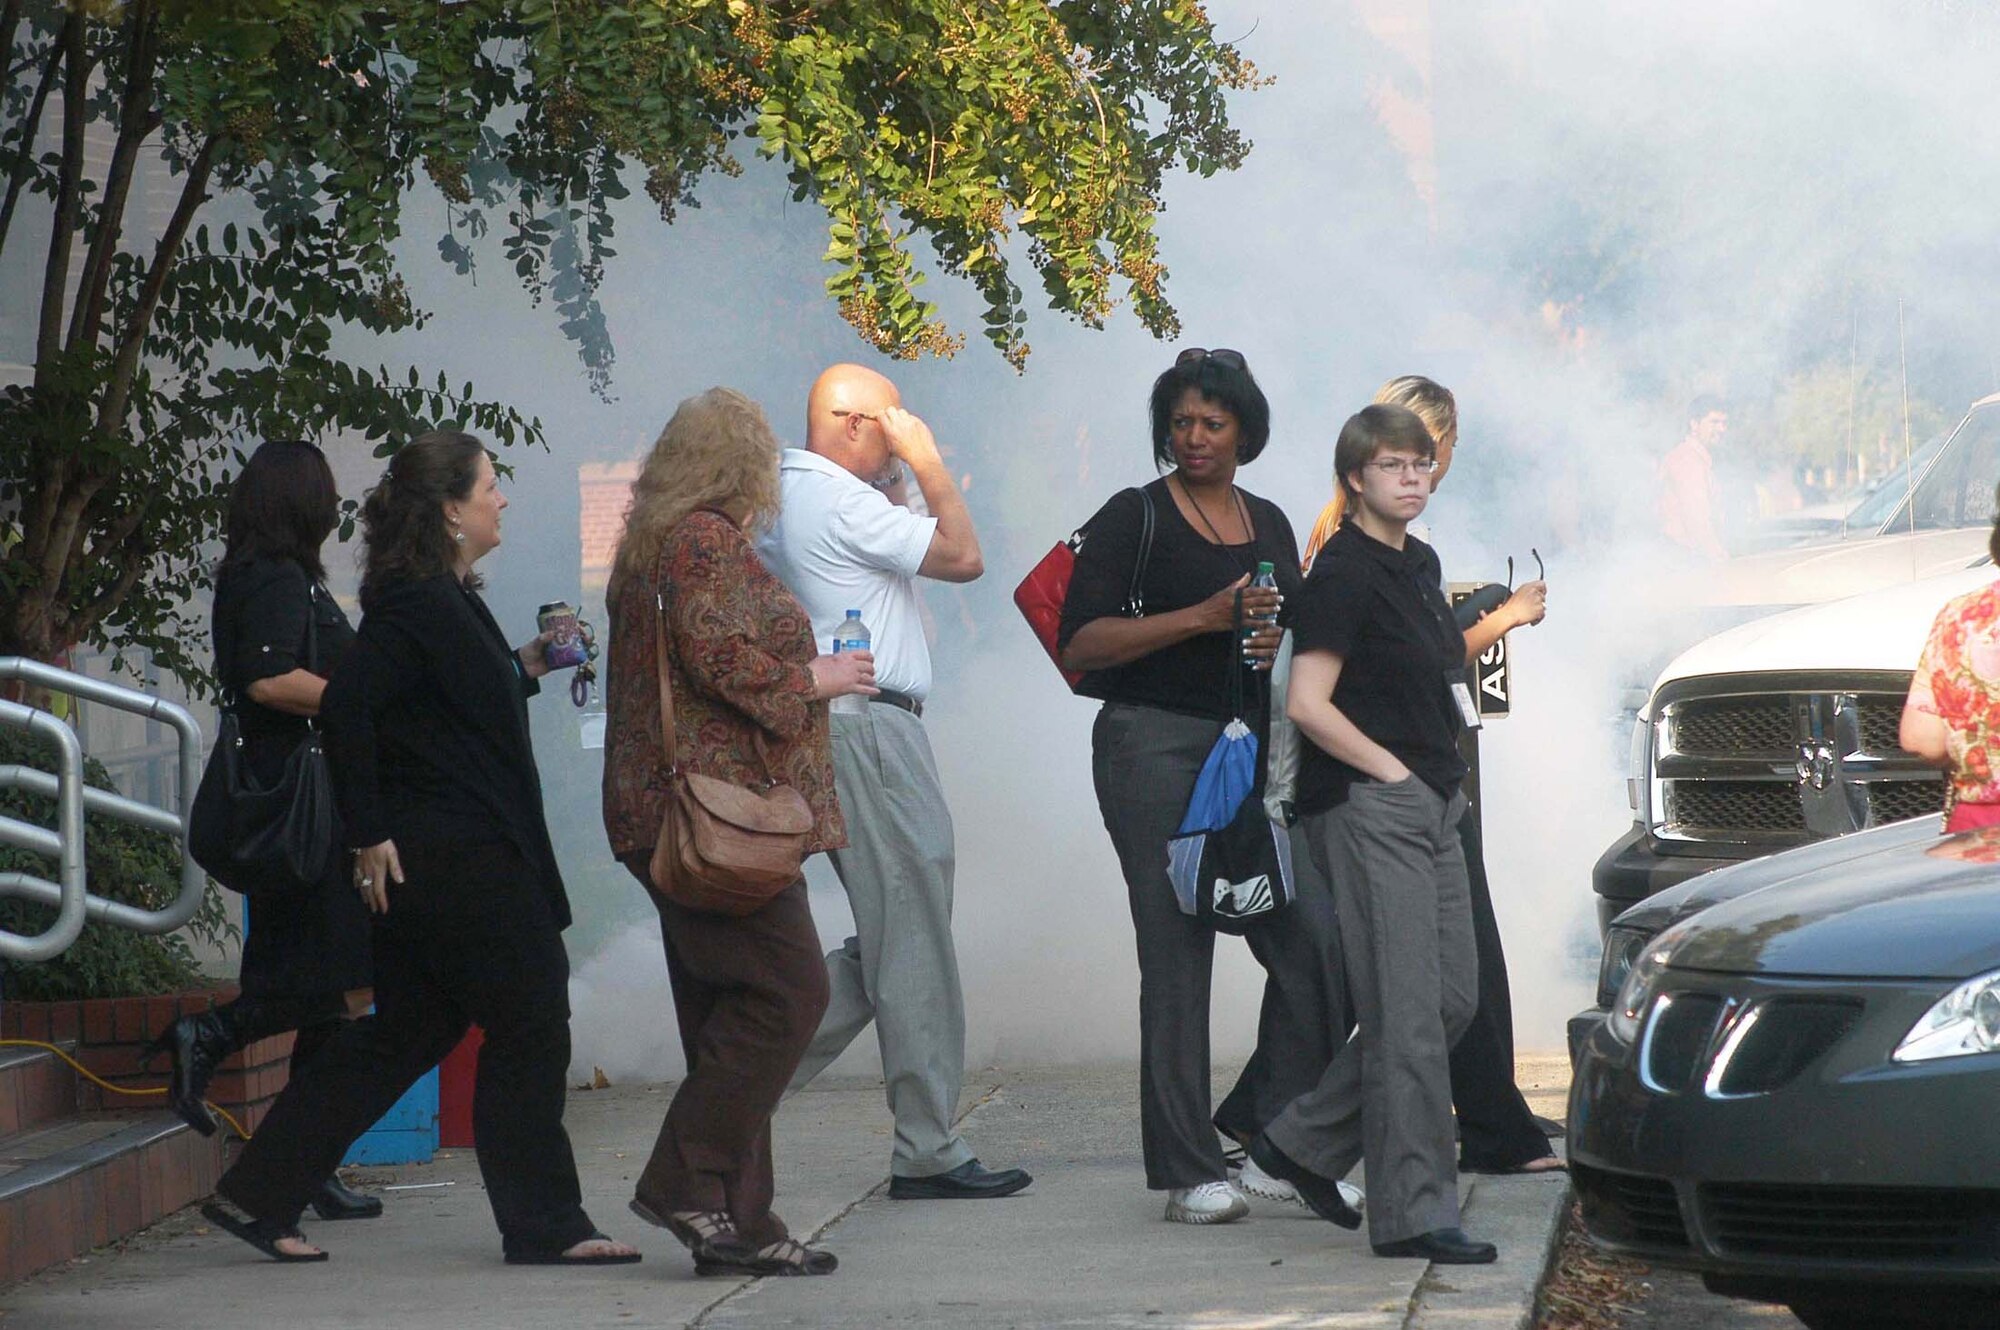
top-left (1176, 347), bottom-right (1247, 371)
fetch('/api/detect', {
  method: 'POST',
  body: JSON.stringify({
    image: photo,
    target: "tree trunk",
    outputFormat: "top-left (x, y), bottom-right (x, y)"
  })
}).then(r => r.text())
top-left (32, 10), bottom-right (85, 383)
top-left (69, 0), bottom-right (157, 354)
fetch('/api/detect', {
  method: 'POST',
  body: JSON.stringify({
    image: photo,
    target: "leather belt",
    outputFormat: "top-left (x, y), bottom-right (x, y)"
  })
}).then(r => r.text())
top-left (871, 689), bottom-right (924, 718)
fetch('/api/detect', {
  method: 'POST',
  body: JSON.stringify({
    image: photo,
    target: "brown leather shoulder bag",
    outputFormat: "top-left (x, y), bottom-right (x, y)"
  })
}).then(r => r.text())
top-left (647, 587), bottom-right (815, 914)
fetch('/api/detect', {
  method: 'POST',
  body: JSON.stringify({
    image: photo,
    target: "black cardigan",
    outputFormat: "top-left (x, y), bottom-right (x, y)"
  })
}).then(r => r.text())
top-left (320, 574), bottom-right (568, 927)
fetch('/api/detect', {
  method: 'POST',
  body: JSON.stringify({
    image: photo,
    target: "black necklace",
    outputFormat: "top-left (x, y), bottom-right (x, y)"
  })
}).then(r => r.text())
top-left (1173, 474), bottom-right (1256, 573)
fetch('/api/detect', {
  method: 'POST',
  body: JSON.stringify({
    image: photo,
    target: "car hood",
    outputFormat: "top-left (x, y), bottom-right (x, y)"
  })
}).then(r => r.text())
top-left (1650, 562), bottom-right (1994, 698)
top-left (1667, 825), bottom-right (2000, 980)
top-left (1692, 528), bottom-right (1990, 609)
top-left (1615, 816), bottom-right (1943, 935)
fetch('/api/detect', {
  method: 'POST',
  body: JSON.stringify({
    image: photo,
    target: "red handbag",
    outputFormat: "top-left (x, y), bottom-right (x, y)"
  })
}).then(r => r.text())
top-left (1012, 486), bottom-right (1155, 692)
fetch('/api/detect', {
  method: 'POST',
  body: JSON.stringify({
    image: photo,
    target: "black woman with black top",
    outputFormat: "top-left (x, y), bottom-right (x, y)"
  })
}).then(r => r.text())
top-left (203, 431), bottom-right (638, 1267)
top-left (1058, 348), bottom-right (1336, 1226)
top-left (145, 440), bottom-right (379, 1222)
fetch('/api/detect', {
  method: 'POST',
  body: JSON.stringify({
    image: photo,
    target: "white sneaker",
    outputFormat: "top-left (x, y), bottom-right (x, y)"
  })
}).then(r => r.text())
top-left (1164, 1180), bottom-right (1250, 1225)
top-left (1237, 1156), bottom-right (1305, 1209)
top-left (1239, 1159), bottom-right (1366, 1215)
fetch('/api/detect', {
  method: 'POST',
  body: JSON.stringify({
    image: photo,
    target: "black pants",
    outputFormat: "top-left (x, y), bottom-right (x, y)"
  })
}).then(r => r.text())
top-left (1447, 811), bottom-right (1554, 1170)
top-left (1092, 703), bottom-right (1343, 1190)
top-left (1213, 818), bottom-right (1350, 1143)
top-left (218, 841), bottom-right (595, 1256)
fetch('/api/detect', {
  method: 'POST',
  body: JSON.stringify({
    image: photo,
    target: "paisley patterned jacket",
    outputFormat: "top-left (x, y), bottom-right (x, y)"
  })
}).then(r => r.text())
top-left (601, 508), bottom-right (846, 861)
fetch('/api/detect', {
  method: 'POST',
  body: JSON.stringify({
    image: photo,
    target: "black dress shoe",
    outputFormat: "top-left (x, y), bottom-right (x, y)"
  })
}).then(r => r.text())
top-left (886, 1159), bottom-right (1032, 1199)
top-left (309, 1175), bottom-right (383, 1220)
top-left (1247, 1133), bottom-right (1362, 1230)
top-left (1372, 1226), bottom-right (1498, 1264)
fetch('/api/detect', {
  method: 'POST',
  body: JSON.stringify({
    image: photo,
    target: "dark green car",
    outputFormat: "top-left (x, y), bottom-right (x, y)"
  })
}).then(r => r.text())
top-left (1569, 814), bottom-right (2000, 1330)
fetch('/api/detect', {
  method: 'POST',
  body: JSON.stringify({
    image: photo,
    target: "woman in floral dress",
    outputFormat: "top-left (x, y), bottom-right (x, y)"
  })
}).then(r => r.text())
top-left (1901, 488), bottom-right (2000, 832)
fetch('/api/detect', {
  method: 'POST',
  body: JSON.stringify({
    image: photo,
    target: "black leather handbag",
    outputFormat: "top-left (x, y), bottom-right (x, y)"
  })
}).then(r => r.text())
top-left (188, 586), bottom-right (341, 895)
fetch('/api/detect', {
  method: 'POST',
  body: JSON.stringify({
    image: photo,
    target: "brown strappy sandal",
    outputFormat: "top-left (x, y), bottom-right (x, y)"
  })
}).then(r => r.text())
top-left (628, 1198), bottom-right (747, 1260)
top-left (696, 1237), bottom-right (837, 1278)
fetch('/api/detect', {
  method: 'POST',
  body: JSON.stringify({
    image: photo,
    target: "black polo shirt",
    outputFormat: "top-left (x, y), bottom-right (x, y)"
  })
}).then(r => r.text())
top-left (1292, 522), bottom-right (1468, 814)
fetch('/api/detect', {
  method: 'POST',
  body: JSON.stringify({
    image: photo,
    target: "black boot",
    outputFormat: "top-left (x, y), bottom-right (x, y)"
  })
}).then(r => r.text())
top-left (309, 1174), bottom-right (384, 1221)
top-left (139, 1011), bottom-right (234, 1137)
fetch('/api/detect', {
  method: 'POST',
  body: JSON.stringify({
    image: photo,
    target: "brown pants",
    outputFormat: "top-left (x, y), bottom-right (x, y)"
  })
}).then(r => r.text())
top-left (623, 860), bottom-right (829, 1248)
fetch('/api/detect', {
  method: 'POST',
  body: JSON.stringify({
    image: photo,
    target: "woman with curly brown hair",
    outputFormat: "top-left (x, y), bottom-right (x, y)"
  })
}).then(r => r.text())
top-left (602, 388), bottom-right (875, 1277)
top-left (203, 431), bottom-right (637, 1268)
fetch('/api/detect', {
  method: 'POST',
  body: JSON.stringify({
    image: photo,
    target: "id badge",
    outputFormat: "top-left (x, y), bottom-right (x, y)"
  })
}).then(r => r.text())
top-left (1449, 675), bottom-right (1482, 730)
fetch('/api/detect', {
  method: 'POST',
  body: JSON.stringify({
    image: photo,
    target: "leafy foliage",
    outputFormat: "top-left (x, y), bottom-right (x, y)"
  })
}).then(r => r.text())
top-left (0, 724), bottom-right (236, 1001)
top-left (0, 0), bottom-right (1257, 684)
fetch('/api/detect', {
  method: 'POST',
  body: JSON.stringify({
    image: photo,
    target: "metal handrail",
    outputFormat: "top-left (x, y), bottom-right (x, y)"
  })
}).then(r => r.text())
top-left (0, 657), bottom-right (206, 962)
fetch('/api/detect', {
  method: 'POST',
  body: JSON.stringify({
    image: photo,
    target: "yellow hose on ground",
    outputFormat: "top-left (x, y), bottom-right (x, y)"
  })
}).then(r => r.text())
top-left (0, 1037), bottom-right (251, 1140)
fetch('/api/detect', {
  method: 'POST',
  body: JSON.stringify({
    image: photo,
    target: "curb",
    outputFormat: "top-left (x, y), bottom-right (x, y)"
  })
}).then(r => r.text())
top-left (1404, 1172), bottom-right (1572, 1329)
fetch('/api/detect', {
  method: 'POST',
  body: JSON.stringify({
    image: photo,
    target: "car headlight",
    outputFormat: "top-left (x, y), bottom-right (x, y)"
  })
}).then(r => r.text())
top-left (1606, 924), bottom-right (1692, 1045)
top-left (1894, 967), bottom-right (2000, 1063)
top-left (1597, 925), bottom-right (1653, 1009)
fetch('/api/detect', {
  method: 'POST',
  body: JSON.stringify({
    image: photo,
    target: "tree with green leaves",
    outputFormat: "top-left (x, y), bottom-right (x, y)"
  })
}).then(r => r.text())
top-left (0, 0), bottom-right (1260, 686)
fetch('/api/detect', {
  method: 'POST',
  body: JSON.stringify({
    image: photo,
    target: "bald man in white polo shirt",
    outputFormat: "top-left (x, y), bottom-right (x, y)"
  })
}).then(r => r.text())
top-left (758, 364), bottom-right (1031, 1200)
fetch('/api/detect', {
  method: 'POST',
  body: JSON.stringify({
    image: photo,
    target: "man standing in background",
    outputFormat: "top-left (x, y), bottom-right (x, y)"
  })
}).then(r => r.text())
top-left (1658, 395), bottom-right (1730, 560)
top-left (759, 363), bottom-right (1033, 1200)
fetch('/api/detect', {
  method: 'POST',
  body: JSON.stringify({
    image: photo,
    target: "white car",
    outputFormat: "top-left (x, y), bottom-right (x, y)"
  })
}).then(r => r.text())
top-left (1591, 563), bottom-right (1990, 933)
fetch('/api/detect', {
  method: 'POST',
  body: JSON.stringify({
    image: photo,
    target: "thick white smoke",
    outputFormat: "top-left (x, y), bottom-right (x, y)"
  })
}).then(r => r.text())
top-left (285, 0), bottom-right (2000, 1077)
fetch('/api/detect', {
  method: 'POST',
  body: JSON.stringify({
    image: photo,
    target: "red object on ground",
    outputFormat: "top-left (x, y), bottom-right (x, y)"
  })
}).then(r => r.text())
top-left (438, 1026), bottom-right (483, 1148)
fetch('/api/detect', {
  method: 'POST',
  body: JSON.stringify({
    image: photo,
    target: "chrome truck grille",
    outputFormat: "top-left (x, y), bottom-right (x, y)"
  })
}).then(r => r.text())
top-left (1651, 672), bottom-right (1944, 848)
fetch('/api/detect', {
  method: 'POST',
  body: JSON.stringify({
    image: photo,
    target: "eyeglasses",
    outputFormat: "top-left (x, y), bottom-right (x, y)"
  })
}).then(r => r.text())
top-left (830, 409), bottom-right (879, 422)
top-left (1365, 457), bottom-right (1440, 477)
top-left (1176, 347), bottom-right (1247, 370)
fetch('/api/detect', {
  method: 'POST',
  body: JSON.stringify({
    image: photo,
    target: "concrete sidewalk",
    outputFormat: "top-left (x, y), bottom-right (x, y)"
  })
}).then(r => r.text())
top-left (0, 1063), bottom-right (1569, 1329)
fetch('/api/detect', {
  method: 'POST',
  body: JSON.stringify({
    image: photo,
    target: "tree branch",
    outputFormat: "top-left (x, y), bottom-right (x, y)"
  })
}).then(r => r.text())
top-left (0, 0), bottom-right (24, 109)
top-left (97, 132), bottom-right (216, 434)
top-left (0, 22), bottom-right (63, 268)
top-left (69, 0), bottom-right (157, 354)
top-left (32, 9), bottom-right (85, 384)
top-left (63, 524), bottom-right (151, 649)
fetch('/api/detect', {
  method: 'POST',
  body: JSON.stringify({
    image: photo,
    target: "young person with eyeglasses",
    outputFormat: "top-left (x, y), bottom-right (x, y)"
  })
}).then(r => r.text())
top-left (1298, 377), bottom-right (1558, 1178)
top-left (1058, 348), bottom-right (1345, 1225)
top-left (1240, 403), bottom-right (1500, 1266)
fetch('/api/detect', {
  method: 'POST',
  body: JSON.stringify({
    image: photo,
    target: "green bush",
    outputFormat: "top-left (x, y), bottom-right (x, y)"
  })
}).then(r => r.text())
top-left (0, 724), bottom-right (237, 1001)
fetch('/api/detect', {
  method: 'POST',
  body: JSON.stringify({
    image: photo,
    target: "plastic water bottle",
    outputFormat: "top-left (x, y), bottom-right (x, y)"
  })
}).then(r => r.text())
top-left (830, 610), bottom-right (872, 713)
top-left (1251, 561), bottom-right (1279, 611)
top-left (832, 609), bottom-right (871, 655)
top-left (1245, 561), bottom-right (1279, 670)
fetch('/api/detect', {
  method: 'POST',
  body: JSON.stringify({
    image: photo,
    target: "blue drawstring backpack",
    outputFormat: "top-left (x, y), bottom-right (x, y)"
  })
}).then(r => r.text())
top-left (1165, 591), bottom-right (1295, 933)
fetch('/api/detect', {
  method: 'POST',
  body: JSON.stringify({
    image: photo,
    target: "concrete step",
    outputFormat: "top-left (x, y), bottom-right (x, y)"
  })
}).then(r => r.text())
top-left (0, 1108), bottom-right (223, 1283)
top-left (0, 1043), bottom-right (80, 1136)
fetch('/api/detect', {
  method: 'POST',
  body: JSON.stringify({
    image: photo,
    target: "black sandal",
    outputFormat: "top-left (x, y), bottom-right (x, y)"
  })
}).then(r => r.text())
top-left (696, 1237), bottom-right (837, 1278)
top-left (201, 1201), bottom-right (328, 1263)
top-left (502, 1231), bottom-right (642, 1266)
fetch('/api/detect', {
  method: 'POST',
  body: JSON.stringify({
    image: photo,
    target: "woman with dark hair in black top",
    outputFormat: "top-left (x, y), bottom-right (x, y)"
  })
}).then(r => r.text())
top-left (202, 431), bottom-right (637, 1267)
top-left (144, 440), bottom-right (379, 1222)
top-left (1058, 348), bottom-right (1339, 1225)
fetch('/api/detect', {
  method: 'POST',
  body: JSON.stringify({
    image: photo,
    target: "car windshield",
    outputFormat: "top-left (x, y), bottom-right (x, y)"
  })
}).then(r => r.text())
top-left (1846, 405), bottom-right (2000, 534)
top-left (1844, 434), bottom-right (1944, 531)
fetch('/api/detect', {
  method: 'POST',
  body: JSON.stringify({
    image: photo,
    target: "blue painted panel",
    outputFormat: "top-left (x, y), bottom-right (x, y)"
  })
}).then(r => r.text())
top-left (344, 1066), bottom-right (438, 1165)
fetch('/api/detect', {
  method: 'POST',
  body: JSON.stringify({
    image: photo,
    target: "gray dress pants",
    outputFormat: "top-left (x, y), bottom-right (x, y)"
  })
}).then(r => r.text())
top-left (1264, 778), bottom-right (1477, 1245)
top-left (786, 704), bottom-right (975, 1179)
top-left (1092, 702), bottom-right (1344, 1190)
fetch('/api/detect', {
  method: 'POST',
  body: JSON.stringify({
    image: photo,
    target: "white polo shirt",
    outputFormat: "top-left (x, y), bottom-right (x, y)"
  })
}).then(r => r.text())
top-left (758, 448), bottom-right (938, 701)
